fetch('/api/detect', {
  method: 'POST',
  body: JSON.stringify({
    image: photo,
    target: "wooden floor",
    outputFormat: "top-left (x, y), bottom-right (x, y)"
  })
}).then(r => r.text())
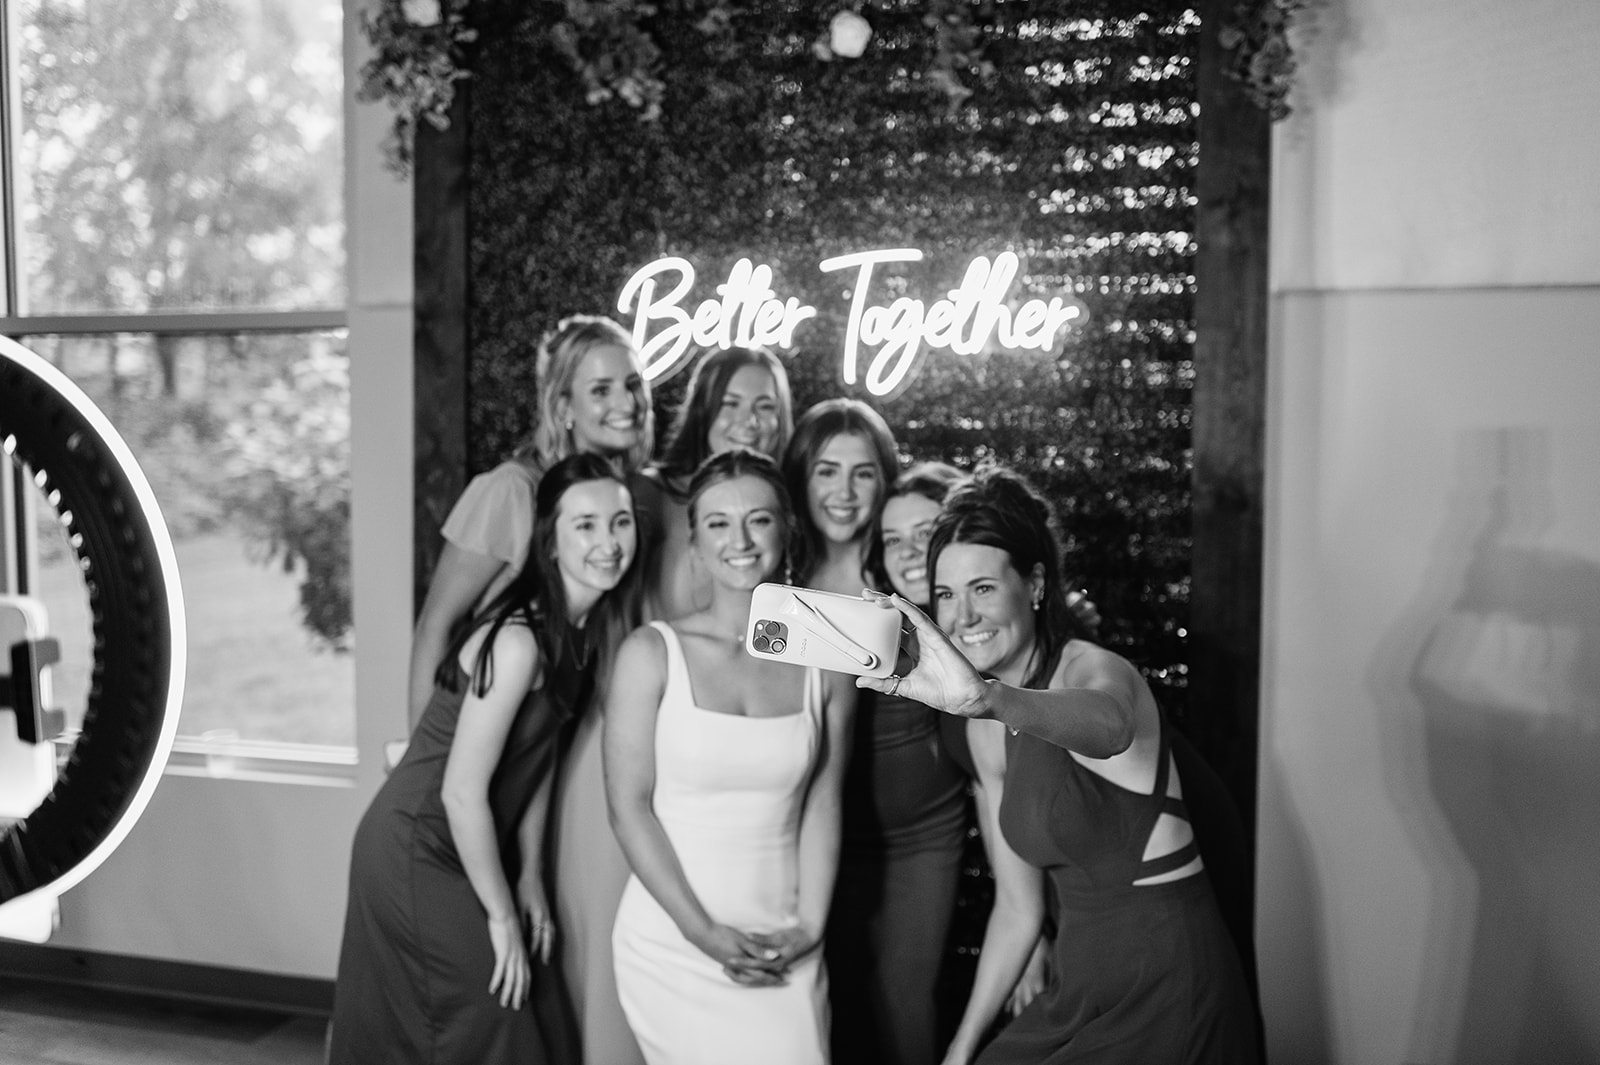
top-left (0, 977), bottom-right (326, 1065)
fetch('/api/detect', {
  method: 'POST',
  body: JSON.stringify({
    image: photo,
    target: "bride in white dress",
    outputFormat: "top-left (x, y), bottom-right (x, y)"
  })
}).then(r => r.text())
top-left (606, 449), bottom-right (856, 1065)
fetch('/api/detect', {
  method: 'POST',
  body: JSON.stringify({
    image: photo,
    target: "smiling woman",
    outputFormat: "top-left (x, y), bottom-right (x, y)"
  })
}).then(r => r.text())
top-left (605, 449), bottom-right (855, 1065)
top-left (782, 398), bottom-right (899, 599)
top-left (641, 346), bottom-right (796, 620)
top-left (330, 453), bottom-right (642, 1065)
top-left (865, 465), bottom-right (1260, 1065)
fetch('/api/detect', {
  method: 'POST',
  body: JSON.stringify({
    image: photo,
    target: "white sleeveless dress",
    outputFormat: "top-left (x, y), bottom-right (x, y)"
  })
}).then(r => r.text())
top-left (613, 621), bottom-right (830, 1065)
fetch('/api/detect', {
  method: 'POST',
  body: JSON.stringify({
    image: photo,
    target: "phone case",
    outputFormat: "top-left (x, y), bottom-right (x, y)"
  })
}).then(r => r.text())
top-left (745, 583), bottom-right (900, 679)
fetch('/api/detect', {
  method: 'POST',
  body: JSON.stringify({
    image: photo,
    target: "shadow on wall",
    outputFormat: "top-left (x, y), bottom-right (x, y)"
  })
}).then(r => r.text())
top-left (1371, 427), bottom-right (1600, 1065)
top-left (1254, 753), bottom-right (1334, 1064)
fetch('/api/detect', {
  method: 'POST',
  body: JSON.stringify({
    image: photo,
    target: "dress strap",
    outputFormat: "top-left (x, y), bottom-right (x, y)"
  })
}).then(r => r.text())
top-left (1134, 713), bottom-right (1198, 881)
top-left (803, 667), bottom-right (824, 731)
top-left (647, 620), bottom-right (690, 709)
top-left (1151, 714), bottom-right (1173, 797)
top-left (1138, 840), bottom-right (1202, 878)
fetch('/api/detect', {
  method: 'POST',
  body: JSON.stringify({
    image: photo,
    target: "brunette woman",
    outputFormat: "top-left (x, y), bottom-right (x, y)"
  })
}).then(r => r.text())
top-left (782, 403), bottom-right (971, 1065)
top-left (402, 313), bottom-right (655, 1065)
top-left (873, 463), bottom-right (1053, 1034)
top-left (330, 454), bottom-right (641, 1065)
top-left (407, 314), bottom-right (652, 727)
top-left (860, 465), bottom-right (1260, 1065)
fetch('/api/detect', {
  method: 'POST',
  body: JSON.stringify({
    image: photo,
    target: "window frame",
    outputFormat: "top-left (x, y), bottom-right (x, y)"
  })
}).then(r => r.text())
top-left (0, 0), bottom-right (355, 774)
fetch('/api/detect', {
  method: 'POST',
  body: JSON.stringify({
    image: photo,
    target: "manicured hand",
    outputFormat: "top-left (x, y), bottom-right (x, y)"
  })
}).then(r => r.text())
top-left (690, 922), bottom-right (786, 987)
top-left (747, 925), bottom-right (821, 973)
top-left (855, 590), bottom-right (990, 718)
top-left (486, 913), bottom-right (531, 1010)
top-left (1007, 936), bottom-right (1050, 1015)
top-left (515, 868), bottom-right (555, 964)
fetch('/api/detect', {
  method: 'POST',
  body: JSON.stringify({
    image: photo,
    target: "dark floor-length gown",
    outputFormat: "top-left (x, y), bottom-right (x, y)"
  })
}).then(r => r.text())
top-left (827, 688), bottom-right (971, 1065)
top-left (977, 713), bottom-right (1261, 1065)
top-left (328, 653), bottom-right (584, 1065)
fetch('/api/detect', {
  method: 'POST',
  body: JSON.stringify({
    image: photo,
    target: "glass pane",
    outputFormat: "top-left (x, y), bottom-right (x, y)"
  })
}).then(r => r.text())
top-left (22, 331), bottom-right (353, 747)
top-left (14, 0), bottom-right (345, 315)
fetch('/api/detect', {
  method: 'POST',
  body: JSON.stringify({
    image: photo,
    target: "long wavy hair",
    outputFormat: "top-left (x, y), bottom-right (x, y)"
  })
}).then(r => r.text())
top-left (516, 314), bottom-right (654, 476)
top-left (926, 463), bottom-right (1091, 690)
top-left (654, 346), bottom-right (794, 484)
top-left (438, 452), bottom-right (643, 695)
top-left (687, 448), bottom-right (797, 586)
top-left (780, 398), bottom-right (899, 584)
top-left (863, 460), bottom-right (969, 601)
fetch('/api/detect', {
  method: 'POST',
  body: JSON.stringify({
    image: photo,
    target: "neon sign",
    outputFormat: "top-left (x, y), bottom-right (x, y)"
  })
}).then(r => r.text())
top-left (616, 249), bottom-right (1086, 397)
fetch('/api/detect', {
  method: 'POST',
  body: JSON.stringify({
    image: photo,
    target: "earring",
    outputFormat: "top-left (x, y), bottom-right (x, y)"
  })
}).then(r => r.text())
top-left (564, 418), bottom-right (574, 433)
top-left (1032, 593), bottom-right (1042, 611)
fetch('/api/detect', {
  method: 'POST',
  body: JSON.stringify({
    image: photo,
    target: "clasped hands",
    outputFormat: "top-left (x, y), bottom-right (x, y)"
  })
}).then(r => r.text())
top-left (693, 922), bottom-right (819, 987)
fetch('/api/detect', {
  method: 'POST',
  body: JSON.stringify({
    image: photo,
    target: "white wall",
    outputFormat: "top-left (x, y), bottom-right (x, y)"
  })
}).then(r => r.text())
top-left (25, 0), bottom-right (412, 980)
top-left (1261, 1), bottom-right (1600, 1062)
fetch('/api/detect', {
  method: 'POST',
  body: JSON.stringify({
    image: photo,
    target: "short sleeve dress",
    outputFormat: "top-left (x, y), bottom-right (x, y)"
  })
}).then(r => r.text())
top-left (976, 713), bottom-right (1261, 1065)
top-left (328, 640), bottom-right (586, 1065)
top-left (441, 461), bottom-right (541, 603)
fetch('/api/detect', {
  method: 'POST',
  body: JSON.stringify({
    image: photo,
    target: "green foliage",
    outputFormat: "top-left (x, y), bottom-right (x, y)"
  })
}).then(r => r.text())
top-left (358, 0), bottom-right (481, 171)
top-left (221, 345), bottom-right (353, 652)
top-left (1218, 0), bottom-right (1309, 120)
top-left (19, 0), bottom-right (349, 652)
top-left (465, 0), bottom-right (1199, 715)
top-left (19, 0), bottom-right (344, 313)
top-left (361, 0), bottom-right (1000, 174)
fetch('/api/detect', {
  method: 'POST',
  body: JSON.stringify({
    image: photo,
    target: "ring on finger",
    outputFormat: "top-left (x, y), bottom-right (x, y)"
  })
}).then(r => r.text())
top-left (885, 674), bottom-right (901, 697)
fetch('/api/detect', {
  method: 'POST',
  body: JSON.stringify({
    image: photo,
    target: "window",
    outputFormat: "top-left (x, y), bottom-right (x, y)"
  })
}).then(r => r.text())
top-left (2, 0), bottom-right (351, 754)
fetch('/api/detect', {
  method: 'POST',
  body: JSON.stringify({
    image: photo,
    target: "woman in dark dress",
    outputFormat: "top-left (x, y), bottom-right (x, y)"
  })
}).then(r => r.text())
top-left (781, 402), bottom-right (971, 1065)
top-left (858, 465), bottom-right (1260, 1065)
top-left (330, 454), bottom-right (642, 1065)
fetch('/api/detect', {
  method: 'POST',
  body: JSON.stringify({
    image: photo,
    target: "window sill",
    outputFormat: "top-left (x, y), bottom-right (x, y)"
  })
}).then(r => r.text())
top-left (51, 731), bottom-right (358, 787)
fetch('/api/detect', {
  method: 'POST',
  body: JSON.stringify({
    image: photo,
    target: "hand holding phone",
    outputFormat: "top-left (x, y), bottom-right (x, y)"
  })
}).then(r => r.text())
top-left (744, 584), bottom-right (901, 679)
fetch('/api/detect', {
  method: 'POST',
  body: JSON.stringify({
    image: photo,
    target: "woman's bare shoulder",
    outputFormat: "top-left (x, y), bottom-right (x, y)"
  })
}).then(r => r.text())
top-left (1051, 639), bottom-right (1134, 686)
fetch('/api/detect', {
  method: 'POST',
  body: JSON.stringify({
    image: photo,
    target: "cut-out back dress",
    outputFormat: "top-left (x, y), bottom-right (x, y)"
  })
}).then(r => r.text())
top-left (976, 713), bottom-right (1261, 1064)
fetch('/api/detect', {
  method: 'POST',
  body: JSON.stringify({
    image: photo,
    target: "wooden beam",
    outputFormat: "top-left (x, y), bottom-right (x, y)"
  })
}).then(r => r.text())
top-left (411, 89), bottom-right (472, 616)
top-left (1191, 0), bottom-right (1271, 849)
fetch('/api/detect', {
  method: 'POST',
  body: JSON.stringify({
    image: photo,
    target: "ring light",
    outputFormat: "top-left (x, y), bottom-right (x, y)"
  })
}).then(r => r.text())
top-left (0, 335), bottom-right (186, 905)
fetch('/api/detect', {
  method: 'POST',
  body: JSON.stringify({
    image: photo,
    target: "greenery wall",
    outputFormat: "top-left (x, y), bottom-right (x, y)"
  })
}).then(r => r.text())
top-left (464, 0), bottom-right (1197, 716)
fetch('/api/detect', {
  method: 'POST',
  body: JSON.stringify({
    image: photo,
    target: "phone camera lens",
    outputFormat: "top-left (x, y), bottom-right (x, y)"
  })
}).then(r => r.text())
top-left (752, 634), bottom-right (770, 652)
top-left (769, 637), bottom-right (786, 654)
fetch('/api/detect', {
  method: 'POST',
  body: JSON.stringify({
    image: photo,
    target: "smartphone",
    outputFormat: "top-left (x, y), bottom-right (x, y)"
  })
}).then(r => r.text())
top-left (745, 583), bottom-right (900, 679)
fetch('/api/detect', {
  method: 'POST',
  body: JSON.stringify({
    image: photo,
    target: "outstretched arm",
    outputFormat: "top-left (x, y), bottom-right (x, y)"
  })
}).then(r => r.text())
top-left (603, 627), bottom-right (785, 985)
top-left (440, 622), bottom-right (542, 1011)
top-left (857, 591), bottom-right (1135, 758)
top-left (409, 542), bottom-right (507, 726)
top-left (940, 719), bottom-right (1047, 1065)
